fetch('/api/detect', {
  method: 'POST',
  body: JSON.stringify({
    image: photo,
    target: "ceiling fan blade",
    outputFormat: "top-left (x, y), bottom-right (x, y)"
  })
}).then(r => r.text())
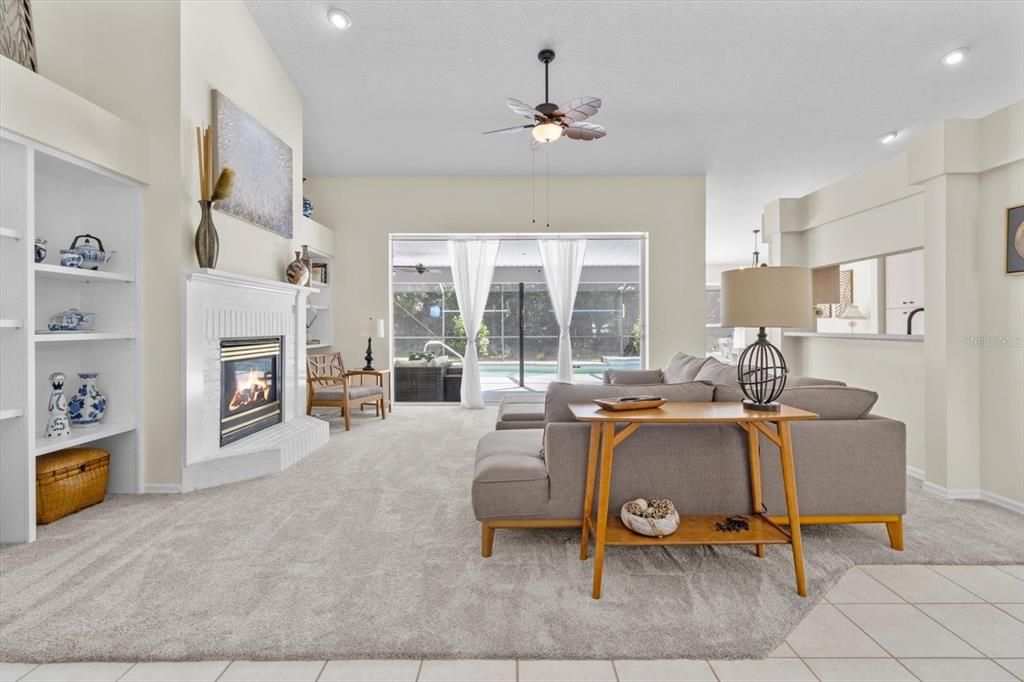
top-left (555, 97), bottom-right (602, 122)
top-left (482, 124), bottom-right (534, 135)
top-left (507, 98), bottom-right (542, 120)
top-left (564, 121), bottom-right (606, 140)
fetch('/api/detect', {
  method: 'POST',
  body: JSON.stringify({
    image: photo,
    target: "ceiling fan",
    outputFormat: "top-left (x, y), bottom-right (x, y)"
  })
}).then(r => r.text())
top-left (393, 263), bottom-right (431, 275)
top-left (483, 49), bottom-right (606, 149)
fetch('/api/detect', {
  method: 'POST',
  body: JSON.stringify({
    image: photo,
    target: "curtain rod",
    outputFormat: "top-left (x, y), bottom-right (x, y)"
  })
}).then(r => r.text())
top-left (390, 232), bottom-right (648, 242)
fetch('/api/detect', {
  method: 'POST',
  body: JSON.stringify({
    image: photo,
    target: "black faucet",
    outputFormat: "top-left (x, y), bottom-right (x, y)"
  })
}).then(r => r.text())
top-left (907, 307), bottom-right (924, 335)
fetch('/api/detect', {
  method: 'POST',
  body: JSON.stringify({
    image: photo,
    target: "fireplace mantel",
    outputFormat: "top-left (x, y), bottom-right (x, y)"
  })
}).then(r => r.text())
top-left (181, 268), bottom-right (328, 492)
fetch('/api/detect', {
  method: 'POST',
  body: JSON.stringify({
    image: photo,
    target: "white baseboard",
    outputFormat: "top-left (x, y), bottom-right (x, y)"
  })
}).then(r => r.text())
top-left (906, 465), bottom-right (925, 481)
top-left (919, 479), bottom-right (1024, 514)
top-left (142, 483), bottom-right (181, 494)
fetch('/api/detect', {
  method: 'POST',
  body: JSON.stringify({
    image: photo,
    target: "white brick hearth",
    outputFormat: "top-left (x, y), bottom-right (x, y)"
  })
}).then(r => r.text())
top-left (182, 269), bottom-right (329, 492)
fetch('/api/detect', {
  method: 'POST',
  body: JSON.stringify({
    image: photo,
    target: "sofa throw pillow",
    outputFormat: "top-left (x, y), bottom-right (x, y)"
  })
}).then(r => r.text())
top-left (544, 381), bottom-right (714, 423)
top-left (712, 384), bottom-right (878, 419)
top-left (408, 351), bottom-right (435, 362)
top-left (662, 352), bottom-right (709, 384)
top-left (603, 369), bottom-right (664, 385)
top-left (694, 356), bottom-right (739, 385)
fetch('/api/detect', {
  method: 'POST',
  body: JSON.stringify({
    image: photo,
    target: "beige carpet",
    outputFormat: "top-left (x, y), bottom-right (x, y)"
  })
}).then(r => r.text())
top-left (1, 407), bottom-right (1022, 662)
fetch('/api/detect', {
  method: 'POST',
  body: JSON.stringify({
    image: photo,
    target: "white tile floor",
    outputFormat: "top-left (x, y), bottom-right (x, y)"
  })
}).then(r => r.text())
top-left (2, 565), bottom-right (1021, 682)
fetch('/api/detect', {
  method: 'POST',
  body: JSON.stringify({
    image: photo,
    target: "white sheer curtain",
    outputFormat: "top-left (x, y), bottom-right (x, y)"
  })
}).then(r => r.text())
top-left (538, 239), bottom-right (588, 383)
top-left (448, 239), bottom-right (500, 408)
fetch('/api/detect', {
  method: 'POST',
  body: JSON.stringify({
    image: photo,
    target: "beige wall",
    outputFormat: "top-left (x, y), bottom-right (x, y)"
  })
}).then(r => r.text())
top-left (766, 100), bottom-right (1024, 506)
top-left (305, 177), bottom-right (706, 370)
top-left (33, 0), bottom-right (332, 487)
top-left (978, 159), bottom-right (1024, 503)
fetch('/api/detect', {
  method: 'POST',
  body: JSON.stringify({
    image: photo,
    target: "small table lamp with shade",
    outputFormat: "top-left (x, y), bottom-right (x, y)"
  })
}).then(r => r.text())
top-left (720, 265), bottom-right (813, 411)
top-left (357, 317), bottom-right (386, 371)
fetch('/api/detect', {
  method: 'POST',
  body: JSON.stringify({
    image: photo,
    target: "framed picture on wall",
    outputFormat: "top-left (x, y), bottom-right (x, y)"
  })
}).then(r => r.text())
top-left (1008, 204), bottom-right (1024, 275)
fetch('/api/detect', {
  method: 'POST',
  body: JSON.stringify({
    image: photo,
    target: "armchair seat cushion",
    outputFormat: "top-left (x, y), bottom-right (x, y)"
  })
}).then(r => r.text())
top-left (313, 384), bottom-right (383, 400)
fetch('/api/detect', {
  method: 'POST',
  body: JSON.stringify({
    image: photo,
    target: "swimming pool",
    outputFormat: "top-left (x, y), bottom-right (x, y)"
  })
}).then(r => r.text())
top-left (477, 357), bottom-right (641, 377)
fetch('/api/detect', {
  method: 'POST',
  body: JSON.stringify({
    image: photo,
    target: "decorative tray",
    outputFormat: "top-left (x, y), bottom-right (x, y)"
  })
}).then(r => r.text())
top-left (593, 397), bottom-right (667, 411)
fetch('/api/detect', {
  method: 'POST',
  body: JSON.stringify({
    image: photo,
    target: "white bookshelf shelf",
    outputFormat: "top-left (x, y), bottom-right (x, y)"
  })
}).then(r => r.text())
top-left (34, 263), bottom-right (134, 283)
top-left (35, 332), bottom-right (135, 343)
top-left (2, 122), bottom-right (144, 544)
top-left (307, 343), bottom-right (331, 349)
top-left (35, 422), bottom-right (136, 456)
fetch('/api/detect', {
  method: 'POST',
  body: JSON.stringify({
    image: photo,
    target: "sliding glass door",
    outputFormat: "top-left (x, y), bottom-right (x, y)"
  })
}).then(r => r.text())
top-left (391, 236), bottom-right (646, 400)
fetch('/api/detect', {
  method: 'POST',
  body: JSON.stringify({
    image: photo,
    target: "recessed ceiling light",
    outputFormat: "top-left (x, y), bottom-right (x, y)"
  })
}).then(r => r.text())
top-left (941, 48), bottom-right (968, 66)
top-left (878, 131), bottom-right (899, 145)
top-left (327, 8), bottom-right (352, 30)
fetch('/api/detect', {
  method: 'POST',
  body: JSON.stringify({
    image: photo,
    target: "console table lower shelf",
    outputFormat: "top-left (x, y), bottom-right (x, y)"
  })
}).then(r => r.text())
top-left (570, 400), bottom-right (819, 599)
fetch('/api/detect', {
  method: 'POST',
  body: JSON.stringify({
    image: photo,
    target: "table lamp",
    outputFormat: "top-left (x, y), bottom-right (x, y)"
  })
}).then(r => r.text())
top-left (721, 265), bottom-right (812, 410)
top-left (357, 317), bottom-right (386, 371)
top-left (840, 304), bottom-right (867, 331)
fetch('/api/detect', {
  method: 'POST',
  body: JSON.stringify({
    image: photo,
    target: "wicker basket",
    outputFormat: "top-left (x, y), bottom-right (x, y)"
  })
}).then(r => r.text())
top-left (36, 447), bottom-right (109, 524)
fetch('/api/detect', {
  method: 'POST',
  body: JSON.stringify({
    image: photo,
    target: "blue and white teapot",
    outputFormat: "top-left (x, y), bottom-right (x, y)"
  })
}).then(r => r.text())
top-left (47, 308), bottom-right (96, 332)
top-left (69, 234), bottom-right (115, 270)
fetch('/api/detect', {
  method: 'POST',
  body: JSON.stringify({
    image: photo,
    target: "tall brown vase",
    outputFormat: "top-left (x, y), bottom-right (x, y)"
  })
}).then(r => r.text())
top-left (194, 200), bottom-right (219, 268)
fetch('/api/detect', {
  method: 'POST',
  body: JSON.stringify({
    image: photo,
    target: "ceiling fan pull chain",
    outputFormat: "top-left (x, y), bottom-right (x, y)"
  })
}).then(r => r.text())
top-left (531, 150), bottom-right (536, 225)
top-left (546, 149), bottom-right (551, 229)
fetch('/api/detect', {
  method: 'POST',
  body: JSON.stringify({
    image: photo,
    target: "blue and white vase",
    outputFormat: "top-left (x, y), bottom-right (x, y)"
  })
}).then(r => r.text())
top-left (302, 196), bottom-right (313, 218)
top-left (68, 372), bottom-right (107, 426)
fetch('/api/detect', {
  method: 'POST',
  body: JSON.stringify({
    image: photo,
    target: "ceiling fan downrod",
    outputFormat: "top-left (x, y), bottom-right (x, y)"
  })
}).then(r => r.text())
top-left (538, 49), bottom-right (555, 106)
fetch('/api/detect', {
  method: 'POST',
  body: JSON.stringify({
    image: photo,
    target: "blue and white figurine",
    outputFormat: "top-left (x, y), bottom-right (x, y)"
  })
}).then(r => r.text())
top-left (45, 372), bottom-right (72, 438)
top-left (68, 372), bottom-right (107, 426)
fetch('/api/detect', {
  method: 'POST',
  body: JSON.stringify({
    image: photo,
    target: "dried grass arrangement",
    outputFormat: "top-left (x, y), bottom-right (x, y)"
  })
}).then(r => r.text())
top-left (193, 125), bottom-right (235, 269)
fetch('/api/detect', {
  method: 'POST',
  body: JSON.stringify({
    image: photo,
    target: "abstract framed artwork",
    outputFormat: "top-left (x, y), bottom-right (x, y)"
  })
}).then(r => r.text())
top-left (212, 90), bottom-right (293, 239)
top-left (1007, 204), bottom-right (1024, 275)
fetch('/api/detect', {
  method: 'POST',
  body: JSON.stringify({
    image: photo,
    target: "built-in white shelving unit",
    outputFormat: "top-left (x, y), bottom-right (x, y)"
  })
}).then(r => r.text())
top-left (0, 129), bottom-right (143, 544)
top-left (305, 246), bottom-right (333, 350)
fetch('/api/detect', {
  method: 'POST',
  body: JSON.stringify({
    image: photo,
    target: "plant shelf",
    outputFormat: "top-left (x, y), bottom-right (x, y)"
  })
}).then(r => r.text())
top-left (34, 263), bottom-right (134, 283)
top-left (35, 332), bottom-right (135, 343)
top-left (35, 422), bottom-right (136, 457)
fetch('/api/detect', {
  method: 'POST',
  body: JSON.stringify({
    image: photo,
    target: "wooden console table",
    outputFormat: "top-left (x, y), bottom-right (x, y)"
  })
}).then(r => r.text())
top-left (570, 401), bottom-right (818, 599)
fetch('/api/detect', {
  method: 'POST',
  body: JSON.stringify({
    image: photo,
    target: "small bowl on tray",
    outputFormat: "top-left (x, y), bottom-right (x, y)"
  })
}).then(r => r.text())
top-left (593, 396), bottom-right (667, 411)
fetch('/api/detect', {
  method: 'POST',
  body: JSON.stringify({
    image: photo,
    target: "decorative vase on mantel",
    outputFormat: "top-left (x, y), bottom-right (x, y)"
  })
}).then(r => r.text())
top-left (194, 200), bottom-right (219, 269)
top-left (286, 251), bottom-right (310, 286)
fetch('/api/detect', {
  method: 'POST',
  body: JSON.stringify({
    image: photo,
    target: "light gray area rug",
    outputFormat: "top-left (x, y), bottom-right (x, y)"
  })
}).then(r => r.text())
top-left (2, 407), bottom-right (1022, 662)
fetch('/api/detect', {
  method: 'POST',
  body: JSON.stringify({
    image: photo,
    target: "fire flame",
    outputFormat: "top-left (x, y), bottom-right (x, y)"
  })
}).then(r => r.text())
top-left (228, 367), bottom-right (271, 412)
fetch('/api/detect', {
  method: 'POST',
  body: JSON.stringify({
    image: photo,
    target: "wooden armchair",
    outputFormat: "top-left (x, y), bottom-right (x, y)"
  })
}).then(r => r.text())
top-left (306, 352), bottom-right (386, 431)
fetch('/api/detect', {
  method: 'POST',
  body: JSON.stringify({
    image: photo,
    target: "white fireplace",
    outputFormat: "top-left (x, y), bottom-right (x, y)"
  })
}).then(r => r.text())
top-left (182, 269), bottom-right (329, 492)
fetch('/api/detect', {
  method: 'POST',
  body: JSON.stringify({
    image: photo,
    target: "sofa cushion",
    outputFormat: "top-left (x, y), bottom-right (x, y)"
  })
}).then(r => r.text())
top-left (693, 356), bottom-right (739, 385)
top-left (312, 384), bottom-right (383, 400)
top-left (544, 381), bottom-right (714, 423)
top-left (713, 384), bottom-right (878, 419)
top-left (603, 368), bottom-right (664, 385)
top-left (472, 429), bottom-right (548, 519)
top-left (498, 402), bottom-right (545, 422)
top-left (787, 375), bottom-right (847, 387)
top-left (662, 352), bottom-right (710, 384)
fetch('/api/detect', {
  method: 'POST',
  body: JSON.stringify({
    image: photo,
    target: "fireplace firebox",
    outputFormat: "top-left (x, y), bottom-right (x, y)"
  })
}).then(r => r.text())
top-left (220, 337), bottom-right (283, 446)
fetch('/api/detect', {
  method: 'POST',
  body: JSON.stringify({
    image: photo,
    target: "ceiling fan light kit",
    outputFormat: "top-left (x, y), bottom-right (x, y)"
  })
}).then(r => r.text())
top-left (482, 49), bottom-right (607, 148)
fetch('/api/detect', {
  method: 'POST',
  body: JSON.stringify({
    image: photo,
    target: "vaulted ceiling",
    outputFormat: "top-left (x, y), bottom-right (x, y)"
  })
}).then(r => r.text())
top-left (246, 0), bottom-right (1024, 262)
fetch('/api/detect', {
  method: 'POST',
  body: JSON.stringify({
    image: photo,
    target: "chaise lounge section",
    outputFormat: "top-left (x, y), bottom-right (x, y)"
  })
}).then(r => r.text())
top-left (474, 379), bottom-right (906, 556)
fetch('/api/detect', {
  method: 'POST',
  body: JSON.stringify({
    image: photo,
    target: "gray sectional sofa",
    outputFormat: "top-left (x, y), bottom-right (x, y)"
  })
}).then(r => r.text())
top-left (475, 354), bottom-right (907, 557)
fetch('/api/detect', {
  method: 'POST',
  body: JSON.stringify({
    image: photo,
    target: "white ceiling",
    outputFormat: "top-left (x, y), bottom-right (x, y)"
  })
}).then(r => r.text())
top-left (245, 0), bottom-right (1024, 263)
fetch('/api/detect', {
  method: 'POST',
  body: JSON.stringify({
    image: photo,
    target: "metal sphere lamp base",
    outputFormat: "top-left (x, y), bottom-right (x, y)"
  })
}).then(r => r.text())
top-left (737, 327), bottom-right (788, 411)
